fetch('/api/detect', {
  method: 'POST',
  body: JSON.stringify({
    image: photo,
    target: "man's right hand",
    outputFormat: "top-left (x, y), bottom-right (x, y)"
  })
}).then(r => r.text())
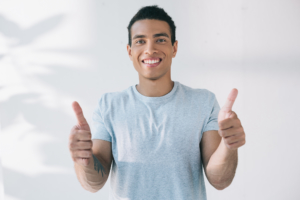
top-left (69, 101), bottom-right (93, 167)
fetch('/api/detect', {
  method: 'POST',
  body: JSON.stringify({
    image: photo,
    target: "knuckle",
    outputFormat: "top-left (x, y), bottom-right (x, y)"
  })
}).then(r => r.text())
top-left (88, 141), bottom-right (93, 148)
top-left (78, 151), bottom-right (84, 158)
top-left (80, 142), bottom-right (87, 150)
top-left (68, 141), bottom-right (73, 149)
top-left (70, 131), bottom-right (80, 140)
top-left (69, 133), bottom-right (75, 141)
top-left (86, 151), bottom-right (92, 157)
top-left (218, 121), bottom-right (224, 129)
top-left (78, 150), bottom-right (91, 158)
top-left (241, 138), bottom-right (246, 144)
top-left (68, 143), bottom-right (72, 150)
top-left (237, 127), bottom-right (244, 134)
top-left (223, 131), bottom-right (228, 138)
top-left (70, 125), bottom-right (79, 133)
top-left (84, 142), bottom-right (91, 149)
top-left (83, 142), bottom-right (89, 149)
top-left (218, 130), bottom-right (224, 137)
top-left (81, 131), bottom-right (91, 139)
top-left (79, 151), bottom-right (84, 157)
top-left (78, 142), bottom-right (84, 149)
top-left (87, 132), bottom-right (92, 139)
top-left (70, 125), bottom-right (76, 132)
top-left (224, 137), bottom-right (230, 143)
top-left (70, 142), bottom-right (76, 149)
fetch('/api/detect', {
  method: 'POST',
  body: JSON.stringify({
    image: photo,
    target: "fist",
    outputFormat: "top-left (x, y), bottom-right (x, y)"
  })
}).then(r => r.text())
top-left (218, 89), bottom-right (246, 151)
top-left (69, 101), bottom-right (93, 166)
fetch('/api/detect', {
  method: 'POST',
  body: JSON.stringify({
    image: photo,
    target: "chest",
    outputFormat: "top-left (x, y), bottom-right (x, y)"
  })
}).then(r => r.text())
top-left (108, 101), bottom-right (208, 163)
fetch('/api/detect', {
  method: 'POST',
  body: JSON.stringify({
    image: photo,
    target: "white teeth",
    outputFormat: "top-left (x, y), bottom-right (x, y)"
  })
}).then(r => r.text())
top-left (144, 59), bottom-right (160, 64)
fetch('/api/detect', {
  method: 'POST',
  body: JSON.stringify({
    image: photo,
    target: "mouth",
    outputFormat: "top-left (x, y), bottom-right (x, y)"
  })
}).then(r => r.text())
top-left (141, 58), bottom-right (162, 68)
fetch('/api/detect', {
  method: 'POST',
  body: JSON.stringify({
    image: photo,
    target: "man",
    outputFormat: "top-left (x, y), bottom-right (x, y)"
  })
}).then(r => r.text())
top-left (68, 5), bottom-right (246, 200)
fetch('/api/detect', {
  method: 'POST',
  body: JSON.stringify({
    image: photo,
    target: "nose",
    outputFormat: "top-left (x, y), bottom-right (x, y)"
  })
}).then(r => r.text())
top-left (144, 42), bottom-right (158, 55)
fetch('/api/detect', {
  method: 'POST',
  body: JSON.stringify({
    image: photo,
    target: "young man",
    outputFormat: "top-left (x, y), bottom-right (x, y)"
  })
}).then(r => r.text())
top-left (69, 5), bottom-right (246, 200)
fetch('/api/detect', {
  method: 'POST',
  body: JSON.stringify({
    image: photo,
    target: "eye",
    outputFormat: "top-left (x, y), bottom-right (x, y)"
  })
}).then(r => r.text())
top-left (136, 40), bottom-right (145, 44)
top-left (157, 39), bottom-right (166, 42)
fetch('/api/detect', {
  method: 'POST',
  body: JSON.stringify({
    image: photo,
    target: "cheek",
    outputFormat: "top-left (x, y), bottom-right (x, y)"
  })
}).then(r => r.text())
top-left (163, 47), bottom-right (174, 58)
top-left (131, 48), bottom-right (142, 62)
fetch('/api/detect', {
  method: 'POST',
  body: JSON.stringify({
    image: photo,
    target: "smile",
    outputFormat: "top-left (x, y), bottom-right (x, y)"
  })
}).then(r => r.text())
top-left (142, 58), bottom-right (162, 67)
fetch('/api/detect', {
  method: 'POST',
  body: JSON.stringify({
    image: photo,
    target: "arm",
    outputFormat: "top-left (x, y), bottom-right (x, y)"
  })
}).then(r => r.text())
top-left (201, 89), bottom-right (245, 190)
top-left (70, 101), bottom-right (113, 193)
top-left (200, 130), bottom-right (237, 190)
top-left (74, 139), bottom-right (113, 193)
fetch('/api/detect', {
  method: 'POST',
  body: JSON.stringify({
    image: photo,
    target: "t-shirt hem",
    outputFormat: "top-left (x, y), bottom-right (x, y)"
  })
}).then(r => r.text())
top-left (91, 137), bottom-right (112, 142)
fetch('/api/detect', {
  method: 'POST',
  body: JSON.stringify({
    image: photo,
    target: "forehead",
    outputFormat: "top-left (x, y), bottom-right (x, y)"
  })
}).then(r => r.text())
top-left (131, 19), bottom-right (171, 37)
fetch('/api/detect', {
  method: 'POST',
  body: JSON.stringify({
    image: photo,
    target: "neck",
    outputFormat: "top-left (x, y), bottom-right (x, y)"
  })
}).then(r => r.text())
top-left (136, 78), bottom-right (174, 97)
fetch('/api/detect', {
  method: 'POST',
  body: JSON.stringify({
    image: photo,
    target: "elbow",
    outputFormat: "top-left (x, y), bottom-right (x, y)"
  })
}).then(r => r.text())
top-left (83, 182), bottom-right (105, 193)
top-left (86, 188), bottom-right (98, 193)
top-left (213, 184), bottom-right (226, 190)
top-left (90, 183), bottom-right (106, 193)
top-left (85, 186), bottom-right (102, 193)
top-left (90, 188), bottom-right (100, 193)
top-left (211, 184), bottom-right (225, 190)
top-left (211, 180), bottom-right (232, 190)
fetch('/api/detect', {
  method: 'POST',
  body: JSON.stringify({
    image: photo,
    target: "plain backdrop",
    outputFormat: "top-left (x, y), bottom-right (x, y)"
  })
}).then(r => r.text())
top-left (0, 0), bottom-right (300, 200)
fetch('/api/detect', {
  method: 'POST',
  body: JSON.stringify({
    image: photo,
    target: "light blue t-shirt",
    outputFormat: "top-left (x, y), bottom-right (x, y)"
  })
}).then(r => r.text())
top-left (91, 81), bottom-right (220, 200)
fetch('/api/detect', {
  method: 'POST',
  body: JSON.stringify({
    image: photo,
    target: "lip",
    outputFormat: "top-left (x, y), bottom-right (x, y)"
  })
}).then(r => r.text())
top-left (141, 57), bottom-right (162, 68)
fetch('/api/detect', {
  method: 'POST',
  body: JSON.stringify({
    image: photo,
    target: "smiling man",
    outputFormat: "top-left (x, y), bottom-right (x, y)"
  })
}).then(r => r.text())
top-left (69, 5), bottom-right (246, 200)
top-left (127, 17), bottom-right (177, 96)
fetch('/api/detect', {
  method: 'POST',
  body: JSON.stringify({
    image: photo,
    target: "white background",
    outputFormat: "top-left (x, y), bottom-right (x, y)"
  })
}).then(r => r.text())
top-left (0, 0), bottom-right (300, 199)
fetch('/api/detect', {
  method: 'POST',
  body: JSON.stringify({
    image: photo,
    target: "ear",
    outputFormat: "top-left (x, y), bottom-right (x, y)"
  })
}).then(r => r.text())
top-left (172, 40), bottom-right (178, 58)
top-left (127, 44), bottom-right (133, 61)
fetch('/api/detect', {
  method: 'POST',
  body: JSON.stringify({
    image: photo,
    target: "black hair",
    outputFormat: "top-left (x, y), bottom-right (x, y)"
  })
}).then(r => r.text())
top-left (127, 5), bottom-right (176, 47)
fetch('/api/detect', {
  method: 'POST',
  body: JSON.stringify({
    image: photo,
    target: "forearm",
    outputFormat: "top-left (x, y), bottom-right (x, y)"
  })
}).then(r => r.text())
top-left (74, 154), bottom-right (109, 193)
top-left (206, 139), bottom-right (238, 190)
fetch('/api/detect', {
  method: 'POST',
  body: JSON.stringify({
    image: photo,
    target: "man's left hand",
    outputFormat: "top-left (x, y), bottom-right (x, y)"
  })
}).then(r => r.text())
top-left (218, 89), bottom-right (246, 151)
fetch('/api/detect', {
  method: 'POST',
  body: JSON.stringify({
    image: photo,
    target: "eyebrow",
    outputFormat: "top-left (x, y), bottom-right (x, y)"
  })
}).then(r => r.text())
top-left (132, 32), bottom-right (170, 40)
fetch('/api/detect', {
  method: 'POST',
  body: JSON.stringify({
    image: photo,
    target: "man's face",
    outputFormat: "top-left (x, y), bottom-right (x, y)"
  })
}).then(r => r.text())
top-left (127, 19), bottom-right (178, 81)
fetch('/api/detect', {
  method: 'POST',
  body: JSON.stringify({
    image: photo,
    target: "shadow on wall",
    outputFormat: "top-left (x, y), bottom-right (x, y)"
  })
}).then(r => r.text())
top-left (3, 167), bottom-right (102, 199)
top-left (0, 14), bottom-right (64, 47)
top-left (0, 11), bottom-right (111, 199)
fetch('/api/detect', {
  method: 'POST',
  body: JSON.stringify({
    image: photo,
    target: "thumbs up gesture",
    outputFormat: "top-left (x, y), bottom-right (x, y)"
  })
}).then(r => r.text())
top-left (218, 89), bottom-right (246, 151)
top-left (69, 101), bottom-right (93, 166)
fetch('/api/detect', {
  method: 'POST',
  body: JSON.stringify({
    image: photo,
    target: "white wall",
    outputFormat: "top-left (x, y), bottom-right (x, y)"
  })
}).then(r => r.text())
top-left (0, 127), bottom-right (4, 200)
top-left (0, 0), bottom-right (299, 199)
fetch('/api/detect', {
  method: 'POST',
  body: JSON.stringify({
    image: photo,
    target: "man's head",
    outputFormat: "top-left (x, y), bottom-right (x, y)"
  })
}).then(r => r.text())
top-left (127, 5), bottom-right (176, 47)
top-left (126, 5), bottom-right (178, 81)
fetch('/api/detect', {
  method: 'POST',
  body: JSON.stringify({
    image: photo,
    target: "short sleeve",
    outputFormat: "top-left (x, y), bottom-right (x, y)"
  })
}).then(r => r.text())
top-left (91, 96), bottom-right (112, 142)
top-left (202, 93), bottom-right (220, 133)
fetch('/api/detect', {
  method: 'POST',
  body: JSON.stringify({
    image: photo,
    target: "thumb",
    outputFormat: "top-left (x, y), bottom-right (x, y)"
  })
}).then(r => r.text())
top-left (218, 88), bottom-right (238, 121)
top-left (72, 101), bottom-right (90, 131)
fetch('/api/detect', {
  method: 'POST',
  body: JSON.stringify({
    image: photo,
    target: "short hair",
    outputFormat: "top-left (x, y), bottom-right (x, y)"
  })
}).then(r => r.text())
top-left (127, 5), bottom-right (176, 47)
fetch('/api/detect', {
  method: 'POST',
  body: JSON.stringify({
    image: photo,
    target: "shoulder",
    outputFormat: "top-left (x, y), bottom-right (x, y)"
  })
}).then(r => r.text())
top-left (96, 87), bottom-right (131, 108)
top-left (178, 82), bottom-right (217, 102)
